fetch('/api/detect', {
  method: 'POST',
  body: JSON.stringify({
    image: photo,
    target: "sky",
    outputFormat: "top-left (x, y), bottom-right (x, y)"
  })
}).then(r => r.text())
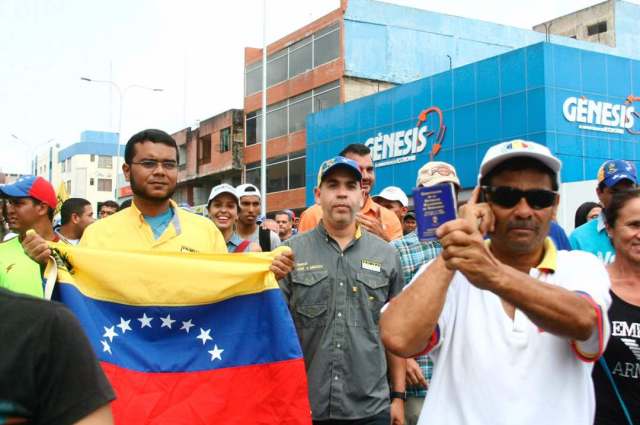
top-left (1, 0), bottom-right (636, 174)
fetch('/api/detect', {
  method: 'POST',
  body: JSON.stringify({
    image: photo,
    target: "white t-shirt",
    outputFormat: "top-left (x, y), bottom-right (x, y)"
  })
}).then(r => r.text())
top-left (413, 242), bottom-right (611, 425)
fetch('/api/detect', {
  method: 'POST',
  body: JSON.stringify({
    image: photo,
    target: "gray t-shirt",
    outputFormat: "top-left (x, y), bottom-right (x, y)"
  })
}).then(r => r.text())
top-left (248, 227), bottom-right (281, 251)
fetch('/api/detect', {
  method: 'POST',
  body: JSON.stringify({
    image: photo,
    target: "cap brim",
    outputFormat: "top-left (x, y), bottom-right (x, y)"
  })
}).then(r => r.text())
top-left (0, 184), bottom-right (28, 198)
top-left (320, 163), bottom-right (362, 185)
top-left (208, 190), bottom-right (239, 204)
top-left (603, 174), bottom-right (637, 187)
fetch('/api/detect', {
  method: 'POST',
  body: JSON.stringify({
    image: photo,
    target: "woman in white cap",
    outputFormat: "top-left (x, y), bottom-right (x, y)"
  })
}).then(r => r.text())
top-left (207, 184), bottom-right (261, 253)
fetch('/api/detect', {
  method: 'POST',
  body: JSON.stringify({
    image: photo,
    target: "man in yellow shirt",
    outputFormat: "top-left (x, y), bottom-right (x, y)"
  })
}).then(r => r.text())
top-left (297, 144), bottom-right (403, 242)
top-left (23, 129), bottom-right (293, 279)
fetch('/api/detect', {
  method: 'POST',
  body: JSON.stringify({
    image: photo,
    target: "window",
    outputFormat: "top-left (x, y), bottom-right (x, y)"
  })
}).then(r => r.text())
top-left (289, 92), bottom-right (312, 133)
top-left (178, 145), bottom-right (187, 167)
top-left (65, 180), bottom-right (71, 194)
top-left (97, 178), bottom-right (112, 192)
top-left (220, 128), bottom-right (231, 153)
top-left (587, 21), bottom-right (607, 36)
top-left (245, 62), bottom-right (262, 96)
top-left (314, 81), bottom-right (340, 112)
top-left (267, 101), bottom-right (287, 140)
top-left (313, 23), bottom-right (340, 67)
top-left (90, 178), bottom-right (94, 186)
top-left (244, 150), bottom-right (306, 194)
top-left (288, 37), bottom-right (313, 78)
top-left (244, 22), bottom-right (340, 96)
top-left (90, 154), bottom-right (95, 162)
top-left (98, 155), bottom-right (112, 169)
top-left (267, 51), bottom-right (288, 87)
top-left (61, 160), bottom-right (65, 172)
top-left (199, 135), bottom-right (211, 164)
top-left (245, 80), bottom-right (339, 145)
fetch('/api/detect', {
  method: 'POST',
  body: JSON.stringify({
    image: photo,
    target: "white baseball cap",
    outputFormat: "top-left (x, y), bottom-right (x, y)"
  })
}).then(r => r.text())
top-left (236, 183), bottom-right (261, 200)
top-left (417, 161), bottom-right (460, 188)
top-left (207, 183), bottom-right (238, 206)
top-left (373, 186), bottom-right (409, 207)
top-left (478, 140), bottom-right (561, 186)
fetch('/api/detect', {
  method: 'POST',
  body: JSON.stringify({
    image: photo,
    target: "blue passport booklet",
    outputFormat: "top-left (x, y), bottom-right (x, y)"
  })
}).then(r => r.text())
top-left (413, 183), bottom-right (457, 242)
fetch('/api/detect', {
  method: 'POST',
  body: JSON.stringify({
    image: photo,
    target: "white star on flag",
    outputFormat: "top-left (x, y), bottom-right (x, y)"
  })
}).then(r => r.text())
top-left (196, 328), bottom-right (212, 345)
top-left (208, 344), bottom-right (224, 361)
top-left (138, 313), bottom-right (153, 328)
top-left (117, 318), bottom-right (132, 334)
top-left (180, 319), bottom-right (194, 333)
top-left (103, 326), bottom-right (118, 342)
top-left (160, 314), bottom-right (176, 329)
top-left (101, 340), bottom-right (112, 355)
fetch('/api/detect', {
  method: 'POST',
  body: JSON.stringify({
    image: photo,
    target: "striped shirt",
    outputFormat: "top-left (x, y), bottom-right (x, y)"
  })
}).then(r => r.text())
top-left (390, 232), bottom-right (440, 398)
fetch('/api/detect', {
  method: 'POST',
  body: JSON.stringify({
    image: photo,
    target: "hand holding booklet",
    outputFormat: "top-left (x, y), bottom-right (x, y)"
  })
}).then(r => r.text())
top-left (412, 182), bottom-right (457, 242)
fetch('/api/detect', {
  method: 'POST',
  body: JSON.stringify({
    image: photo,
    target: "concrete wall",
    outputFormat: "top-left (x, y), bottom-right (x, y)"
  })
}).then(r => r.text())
top-left (533, 0), bottom-right (615, 47)
top-left (343, 0), bottom-right (640, 85)
top-left (343, 76), bottom-right (395, 103)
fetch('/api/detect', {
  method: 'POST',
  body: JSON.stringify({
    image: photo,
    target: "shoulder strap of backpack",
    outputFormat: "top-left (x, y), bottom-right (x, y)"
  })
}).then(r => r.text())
top-left (259, 227), bottom-right (271, 252)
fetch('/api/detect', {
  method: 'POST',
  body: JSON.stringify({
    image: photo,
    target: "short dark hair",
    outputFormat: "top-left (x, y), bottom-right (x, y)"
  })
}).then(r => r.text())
top-left (574, 201), bottom-right (601, 228)
top-left (480, 158), bottom-right (558, 191)
top-left (119, 199), bottom-right (132, 209)
top-left (100, 200), bottom-right (119, 211)
top-left (339, 144), bottom-right (370, 157)
top-left (124, 129), bottom-right (179, 165)
top-left (604, 189), bottom-right (640, 229)
top-left (275, 211), bottom-right (292, 222)
top-left (60, 198), bottom-right (91, 225)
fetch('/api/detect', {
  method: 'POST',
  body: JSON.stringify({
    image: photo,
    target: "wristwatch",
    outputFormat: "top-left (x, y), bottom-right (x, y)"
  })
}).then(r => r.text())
top-left (390, 391), bottom-right (407, 401)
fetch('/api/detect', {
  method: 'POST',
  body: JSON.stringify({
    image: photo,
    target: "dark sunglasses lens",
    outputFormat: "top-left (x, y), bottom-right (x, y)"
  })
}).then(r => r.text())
top-left (525, 190), bottom-right (556, 209)
top-left (489, 187), bottom-right (521, 208)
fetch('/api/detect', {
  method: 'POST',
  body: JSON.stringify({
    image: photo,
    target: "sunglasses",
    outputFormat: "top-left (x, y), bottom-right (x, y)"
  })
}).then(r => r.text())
top-left (482, 186), bottom-right (558, 210)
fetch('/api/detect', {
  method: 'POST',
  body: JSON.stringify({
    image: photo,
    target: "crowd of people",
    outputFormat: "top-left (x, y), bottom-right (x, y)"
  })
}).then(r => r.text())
top-left (0, 128), bottom-right (638, 425)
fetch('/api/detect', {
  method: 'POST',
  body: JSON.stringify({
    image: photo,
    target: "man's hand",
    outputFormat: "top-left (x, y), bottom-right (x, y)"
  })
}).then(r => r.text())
top-left (405, 358), bottom-right (428, 389)
top-left (270, 249), bottom-right (294, 280)
top-left (436, 187), bottom-right (502, 291)
top-left (390, 398), bottom-right (405, 425)
top-left (356, 208), bottom-right (388, 241)
top-left (22, 229), bottom-right (51, 266)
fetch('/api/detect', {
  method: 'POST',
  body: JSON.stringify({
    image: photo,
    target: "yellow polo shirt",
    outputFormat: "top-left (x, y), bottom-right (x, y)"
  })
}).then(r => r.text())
top-left (80, 200), bottom-right (226, 254)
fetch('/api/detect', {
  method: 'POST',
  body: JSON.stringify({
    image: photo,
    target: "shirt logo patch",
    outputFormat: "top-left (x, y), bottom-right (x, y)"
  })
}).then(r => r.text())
top-left (180, 246), bottom-right (198, 253)
top-left (6, 263), bottom-right (15, 273)
top-left (361, 259), bottom-right (381, 273)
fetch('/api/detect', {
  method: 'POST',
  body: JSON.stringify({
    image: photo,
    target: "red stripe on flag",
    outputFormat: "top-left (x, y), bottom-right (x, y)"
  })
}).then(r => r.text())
top-left (102, 359), bottom-right (311, 424)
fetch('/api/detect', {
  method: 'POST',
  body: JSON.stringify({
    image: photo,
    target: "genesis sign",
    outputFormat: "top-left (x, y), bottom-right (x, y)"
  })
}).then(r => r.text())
top-left (562, 96), bottom-right (637, 134)
top-left (364, 107), bottom-right (446, 167)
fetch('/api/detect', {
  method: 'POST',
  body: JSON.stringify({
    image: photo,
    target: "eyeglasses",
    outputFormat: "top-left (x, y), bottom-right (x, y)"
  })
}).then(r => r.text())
top-left (131, 160), bottom-right (178, 170)
top-left (482, 186), bottom-right (558, 210)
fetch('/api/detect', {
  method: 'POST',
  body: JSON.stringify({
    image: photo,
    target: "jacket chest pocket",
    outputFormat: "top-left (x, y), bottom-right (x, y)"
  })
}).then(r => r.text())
top-left (292, 270), bottom-right (330, 328)
top-left (349, 271), bottom-right (389, 329)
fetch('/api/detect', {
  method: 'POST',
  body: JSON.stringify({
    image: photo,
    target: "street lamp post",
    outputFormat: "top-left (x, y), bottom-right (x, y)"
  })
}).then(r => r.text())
top-left (80, 77), bottom-right (163, 199)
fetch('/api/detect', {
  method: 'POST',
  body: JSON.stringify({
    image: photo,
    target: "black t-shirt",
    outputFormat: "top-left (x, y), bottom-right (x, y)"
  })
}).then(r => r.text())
top-left (593, 290), bottom-right (640, 425)
top-left (0, 288), bottom-right (115, 424)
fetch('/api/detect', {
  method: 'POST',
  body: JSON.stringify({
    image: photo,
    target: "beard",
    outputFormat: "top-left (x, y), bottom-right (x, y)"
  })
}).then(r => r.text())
top-left (130, 173), bottom-right (175, 203)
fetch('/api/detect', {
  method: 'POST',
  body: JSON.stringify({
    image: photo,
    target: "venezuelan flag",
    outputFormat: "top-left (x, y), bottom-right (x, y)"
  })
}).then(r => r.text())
top-left (47, 244), bottom-right (311, 424)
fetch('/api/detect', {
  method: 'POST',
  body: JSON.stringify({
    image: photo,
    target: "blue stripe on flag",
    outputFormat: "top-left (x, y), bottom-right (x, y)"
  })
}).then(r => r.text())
top-left (58, 283), bottom-right (303, 372)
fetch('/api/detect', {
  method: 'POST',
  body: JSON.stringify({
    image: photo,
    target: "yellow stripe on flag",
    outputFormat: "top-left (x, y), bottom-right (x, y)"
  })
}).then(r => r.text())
top-left (46, 243), bottom-right (289, 306)
top-left (55, 182), bottom-right (69, 215)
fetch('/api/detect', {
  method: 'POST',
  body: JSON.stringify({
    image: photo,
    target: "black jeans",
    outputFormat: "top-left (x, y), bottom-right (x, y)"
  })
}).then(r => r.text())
top-left (313, 410), bottom-right (391, 425)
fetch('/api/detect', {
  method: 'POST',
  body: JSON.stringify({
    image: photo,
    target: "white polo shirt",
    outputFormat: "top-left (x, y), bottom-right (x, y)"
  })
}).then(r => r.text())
top-left (414, 239), bottom-right (611, 425)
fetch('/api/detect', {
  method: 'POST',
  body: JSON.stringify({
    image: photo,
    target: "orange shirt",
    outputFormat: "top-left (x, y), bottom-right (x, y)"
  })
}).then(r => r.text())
top-left (298, 197), bottom-right (403, 241)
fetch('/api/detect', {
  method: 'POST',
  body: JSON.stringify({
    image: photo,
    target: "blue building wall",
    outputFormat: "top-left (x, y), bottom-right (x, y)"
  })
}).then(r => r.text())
top-left (59, 130), bottom-right (121, 162)
top-left (343, 0), bottom-right (640, 85)
top-left (306, 42), bottom-right (640, 205)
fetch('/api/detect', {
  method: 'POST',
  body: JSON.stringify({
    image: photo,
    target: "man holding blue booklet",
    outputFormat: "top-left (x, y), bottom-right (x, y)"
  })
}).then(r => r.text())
top-left (380, 140), bottom-right (612, 425)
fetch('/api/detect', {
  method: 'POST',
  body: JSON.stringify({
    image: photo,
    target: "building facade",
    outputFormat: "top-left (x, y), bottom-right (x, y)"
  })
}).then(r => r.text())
top-left (174, 109), bottom-right (244, 212)
top-left (306, 42), bottom-right (640, 231)
top-left (242, 0), bottom-right (640, 214)
top-left (54, 131), bottom-right (122, 210)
